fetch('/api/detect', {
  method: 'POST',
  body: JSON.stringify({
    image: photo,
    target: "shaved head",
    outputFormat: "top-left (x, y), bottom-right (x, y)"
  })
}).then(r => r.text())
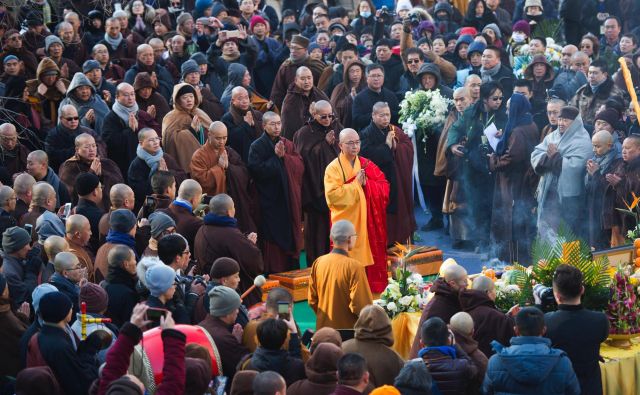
top-left (110, 184), bottom-right (134, 209)
top-left (66, 214), bottom-right (90, 234)
top-left (472, 275), bottom-right (495, 292)
top-left (339, 128), bottom-right (359, 143)
top-left (14, 173), bottom-right (36, 196)
top-left (442, 264), bottom-right (467, 283)
top-left (53, 251), bottom-right (79, 272)
top-left (178, 179), bottom-right (202, 200)
top-left (330, 219), bottom-right (355, 244)
top-left (592, 130), bottom-right (613, 145)
top-left (453, 87), bottom-right (469, 98)
top-left (231, 86), bottom-right (248, 99)
top-left (209, 193), bottom-right (234, 215)
top-left (450, 311), bottom-right (474, 335)
top-left (313, 100), bottom-right (332, 113)
top-left (372, 101), bottom-right (390, 114)
top-left (208, 120), bottom-right (227, 133)
top-left (296, 66), bottom-right (312, 78)
top-left (44, 235), bottom-right (69, 262)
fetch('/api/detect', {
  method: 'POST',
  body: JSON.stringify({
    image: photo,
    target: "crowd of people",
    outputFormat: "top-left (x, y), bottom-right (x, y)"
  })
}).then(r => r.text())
top-left (0, 0), bottom-right (635, 393)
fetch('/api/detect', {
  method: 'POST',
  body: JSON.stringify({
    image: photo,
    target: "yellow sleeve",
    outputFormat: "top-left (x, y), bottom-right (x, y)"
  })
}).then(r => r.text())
top-left (324, 161), bottom-right (362, 210)
top-left (308, 263), bottom-right (319, 313)
top-left (349, 265), bottom-right (373, 316)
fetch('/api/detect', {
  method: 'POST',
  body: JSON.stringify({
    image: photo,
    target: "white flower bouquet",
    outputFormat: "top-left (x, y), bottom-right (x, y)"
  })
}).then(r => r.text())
top-left (374, 244), bottom-right (428, 319)
top-left (399, 89), bottom-right (452, 142)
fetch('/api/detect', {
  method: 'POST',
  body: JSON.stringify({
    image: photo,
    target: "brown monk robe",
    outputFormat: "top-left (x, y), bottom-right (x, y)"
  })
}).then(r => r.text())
top-left (610, 135), bottom-right (640, 245)
top-left (360, 103), bottom-right (415, 244)
top-left (330, 61), bottom-right (367, 129)
top-left (293, 101), bottom-right (342, 266)
top-left (58, 134), bottom-right (124, 210)
top-left (190, 121), bottom-right (258, 234)
top-left (280, 66), bottom-right (330, 140)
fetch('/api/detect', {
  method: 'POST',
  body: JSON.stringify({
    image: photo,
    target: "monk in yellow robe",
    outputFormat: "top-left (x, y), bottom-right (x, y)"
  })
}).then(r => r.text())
top-left (309, 220), bottom-right (373, 329)
top-left (324, 128), bottom-right (390, 293)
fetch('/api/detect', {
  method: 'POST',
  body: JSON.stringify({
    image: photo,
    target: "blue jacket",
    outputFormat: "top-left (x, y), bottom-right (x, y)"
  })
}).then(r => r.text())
top-left (482, 336), bottom-right (580, 395)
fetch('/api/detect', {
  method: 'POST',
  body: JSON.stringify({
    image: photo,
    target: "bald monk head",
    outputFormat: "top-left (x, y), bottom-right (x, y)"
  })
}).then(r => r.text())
top-left (109, 184), bottom-right (135, 210)
top-left (472, 275), bottom-right (496, 301)
top-left (207, 121), bottom-right (228, 150)
top-left (592, 130), bottom-right (613, 157)
top-left (14, 173), bottom-right (36, 204)
top-left (623, 135), bottom-right (640, 163)
top-left (231, 86), bottom-right (250, 111)
top-left (209, 193), bottom-right (235, 217)
top-left (449, 311), bottom-right (474, 336)
top-left (54, 251), bottom-right (84, 284)
top-left (262, 111), bottom-right (282, 140)
top-left (453, 87), bottom-right (472, 113)
top-left (338, 128), bottom-right (361, 160)
top-left (312, 100), bottom-right (334, 127)
top-left (66, 214), bottom-right (91, 247)
top-left (442, 264), bottom-right (468, 291)
top-left (0, 123), bottom-right (18, 151)
top-left (295, 66), bottom-right (313, 93)
top-left (43, 235), bottom-right (69, 262)
top-left (0, 185), bottom-right (16, 213)
top-left (177, 179), bottom-right (203, 209)
top-left (32, 182), bottom-right (56, 212)
top-left (330, 219), bottom-right (356, 251)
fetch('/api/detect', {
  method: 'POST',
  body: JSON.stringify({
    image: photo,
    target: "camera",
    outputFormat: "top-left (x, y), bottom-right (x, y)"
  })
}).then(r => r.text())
top-left (142, 196), bottom-right (157, 219)
top-left (409, 11), bottom-right (423, 27)
top-left (533, 284), bottom-right (556, 312)
top-left (379, 6), bottom-right (396, 24)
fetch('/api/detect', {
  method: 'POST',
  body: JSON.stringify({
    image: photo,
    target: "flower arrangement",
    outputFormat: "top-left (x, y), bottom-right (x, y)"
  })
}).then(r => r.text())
top-left (615, 192), bottom-right (640, 241)
top-left (607, 265), bottom-right (640, 335)
top-left (494, 282), bottom-right (522, 313)
top-left (399, 90), bottom-right (452, 144)
top-left (374, 244), bottom-right (428, 319)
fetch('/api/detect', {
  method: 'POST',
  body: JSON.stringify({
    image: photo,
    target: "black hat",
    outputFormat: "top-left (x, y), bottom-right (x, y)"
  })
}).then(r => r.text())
top-left (559, 106), bottom-right (580, 120)
top-left (176, 84), bottom-right (196, 98)
top-left (39, 291), bottom-right (72, 323)
top-left (75, 172), bottom-right (100, 196)
top-left (26, 11), bottom-right (44, 27)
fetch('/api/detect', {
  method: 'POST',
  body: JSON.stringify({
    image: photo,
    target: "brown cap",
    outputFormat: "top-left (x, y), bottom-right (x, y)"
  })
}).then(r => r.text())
top-left (290, 34), bottom-right (310, 49)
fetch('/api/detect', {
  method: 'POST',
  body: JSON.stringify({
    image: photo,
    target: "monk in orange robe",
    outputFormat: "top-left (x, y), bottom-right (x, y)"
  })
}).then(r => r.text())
top-left (324, 128), bottom-right (390, 293)
top-left (309, 219), bottom-right (373, 329)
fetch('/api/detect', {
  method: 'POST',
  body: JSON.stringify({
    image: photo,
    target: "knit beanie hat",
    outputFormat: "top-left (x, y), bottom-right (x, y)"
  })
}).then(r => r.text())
top-left (2, 226), bottom-right (30, 253)
top-left (370, 386), bottom-right (401, 395)
top-left (75, 172), bottom-right (100, 196)
top-left (39, 291), bottom-right (72, 323)
top-left (211, 2), bottom-right (227, 18)
top-left (458, 26), bottom-right (478, 36)
top-left (32, 283), bottom-right (58, 314)
top-left (512, 20), bottom-right (531, 36)
top-left (210, 257), bottom-right (240, 278)
top-left (3, 55), bottom-right (18, 64)
top-left (559, 106), bottom-right (580, 120)
top-left (482, 23), bottom-right (502, 39)
top-left (176, 12), bottom-right (193, 27)
top-left (181, 59), bottom-right (200, 79)
top-left (209, 285), bottom-right (241, 317)
top-left (249, 15), bottom-right (267, 31)
top-left (145, 263), bottom-right (176, 297)
top-left (110, 209), bottom-right (137, 233)
top-left (595, 108), bottom-right (619, 128)
top-left (290, 34), bottom-right (310, 49)
top-left (45, 35), bottom-right (64, 53)
top-left (80, 283), bottom-right (109, 314)
top-left (468, 41), bottom-right (487, 56)
top-left (194, 0), bottom-right (214, 14)
top-left (83, 59), bottom-right (101, 73)
top-left (524, 0), bottom-right (543, 11)
top-left (190, 52), bottom-right (208, 65)
top-left (149, 211), bottom-right (176, 239)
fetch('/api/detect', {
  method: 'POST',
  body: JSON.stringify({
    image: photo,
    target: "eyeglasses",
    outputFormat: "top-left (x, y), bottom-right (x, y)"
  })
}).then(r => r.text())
top-left (343, 140), bottom-right (360, 146)
top-left (318, 114), bottom-right (335, 120)
top-left (65, 116), bottom-right (80, 121)
top-left (171, 2), bottom-right (181, 5)
top-left (491, 96), bottom-right (503, 101)
top-left (407, 59), bottom-right (421, 64)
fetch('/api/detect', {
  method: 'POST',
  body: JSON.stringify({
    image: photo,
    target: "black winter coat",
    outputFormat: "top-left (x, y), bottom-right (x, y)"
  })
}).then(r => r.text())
top-left (45, 125), bottom-right (105, 172)
top-left (104, 266), bottom-right (140, 328)
top-left (352, 88), bottom-right (400, 131)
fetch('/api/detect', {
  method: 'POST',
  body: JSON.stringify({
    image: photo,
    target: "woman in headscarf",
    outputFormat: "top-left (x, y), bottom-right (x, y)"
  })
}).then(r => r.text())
top-left (330, 60), bottom-right (366, 129)
top-left (489, 93), bottom-right (538, 264)
top-left (162, 83), bottom-right (213, 173)
top-left (134, 72), bottom-right (171, 125)
top-left (288, 343), bottom-right (343, 395)
top-left (220, 62), bottom-right (275, 113)
top-left (463, 0), bottom-right (498, 31)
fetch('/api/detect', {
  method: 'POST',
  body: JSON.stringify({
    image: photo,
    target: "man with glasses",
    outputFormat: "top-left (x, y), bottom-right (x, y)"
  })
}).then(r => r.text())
top-left (0, 29), bottom-right (38, 78)
top-left (281, 66), bottom-right (330, 140)
top-left (91, 43), bottom-right (125, 85)
top-left (270, 34), bottom-right (326, 109)
top-left (58, 133), bottom-right (122, 212)
top-left (128, 128), bottom-right (186, 212)
top-left (398, 47), bottom-right (425, 94)
top-left (324, 128), bottom-right (390, 293)
top-left (352, 64), bottom-right (400, 131)
top-left (247, 111), bottom-right (304, 273)
top-left (292, 100), bottom-right (341, 265)
top-left (49, 251), bottom-right (86, 320)
top-left (0, 123), bottom-right (30, 178)
top-left (308, 219), bottom-right (373, 329)
top-left (360, 102), bottom-right (415, 244)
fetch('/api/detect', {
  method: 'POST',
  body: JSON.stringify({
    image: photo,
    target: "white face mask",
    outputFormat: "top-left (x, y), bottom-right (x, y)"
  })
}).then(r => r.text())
top-left (512, 32), bottom-right (526, 43)
top-left (360, 10), bottom-right (371, 18)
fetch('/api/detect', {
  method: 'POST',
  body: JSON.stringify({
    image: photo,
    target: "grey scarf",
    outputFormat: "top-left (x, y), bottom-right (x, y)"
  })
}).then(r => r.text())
top-left (480, 63), bottom-right (501, 83)
top-left (136, 145), bottom-right (164, 175)
top-left (112, 100), bottom-right (139, 124)
top-left (103, 33), bottom-right (123, 50)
